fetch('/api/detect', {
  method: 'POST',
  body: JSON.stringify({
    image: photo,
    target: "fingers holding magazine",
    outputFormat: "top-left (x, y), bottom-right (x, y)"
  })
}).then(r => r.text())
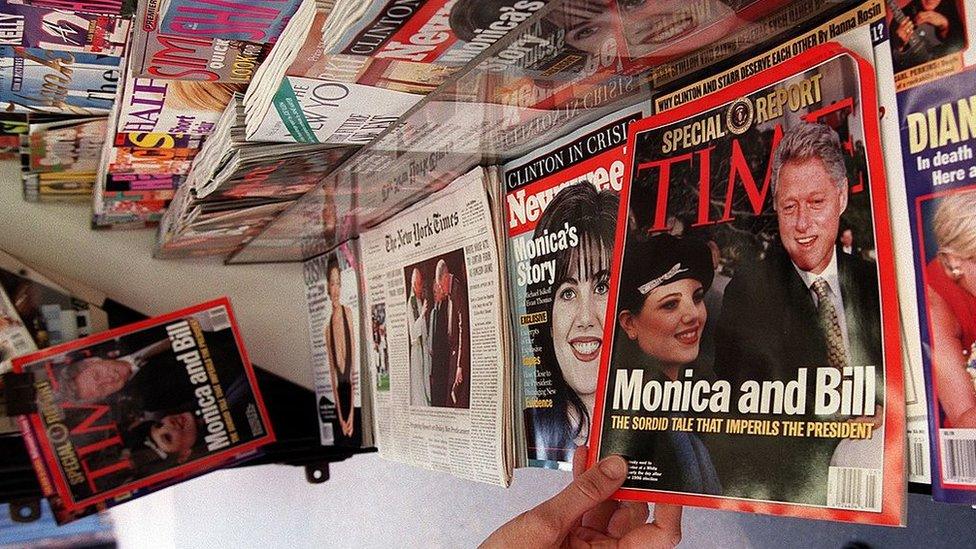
top-left (482, 446), bottom-right (682, 548)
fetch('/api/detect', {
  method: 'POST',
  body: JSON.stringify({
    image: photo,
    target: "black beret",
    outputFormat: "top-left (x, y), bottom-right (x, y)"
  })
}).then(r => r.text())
top-left (618, 234), bottom-right (714, 313)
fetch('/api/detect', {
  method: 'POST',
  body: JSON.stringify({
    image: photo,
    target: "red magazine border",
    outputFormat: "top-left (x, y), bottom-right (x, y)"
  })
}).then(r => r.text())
top-left (13, 297), bottom-right (276, 513)
top-left (587, 42), bottom-right (906, 525)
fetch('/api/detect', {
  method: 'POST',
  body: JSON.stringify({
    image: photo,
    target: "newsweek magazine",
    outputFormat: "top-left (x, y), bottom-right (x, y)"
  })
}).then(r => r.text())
top-left (12, 298), bottom-right (274, 523)
top-left (0, 1), bottom-right (130, 57)
top-left (588, 43), bottom-right (905, 524)
top-left (303, 241), bottom-right (371, 447)
top-left (360, 167), bottom-right (512, 485)
top-left (503, 102), bottom-right (649, 470)
top-left (894, 57), bottom-right (976, 502)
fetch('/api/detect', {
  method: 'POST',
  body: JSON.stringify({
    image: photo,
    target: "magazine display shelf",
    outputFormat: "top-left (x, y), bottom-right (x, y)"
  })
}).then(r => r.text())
top-left (228, 0), bottom-right (863, 264)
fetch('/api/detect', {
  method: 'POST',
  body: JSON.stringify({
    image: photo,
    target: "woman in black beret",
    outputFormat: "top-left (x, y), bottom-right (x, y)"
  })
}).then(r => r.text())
top-left (604, 233), bottom-right (722, 495)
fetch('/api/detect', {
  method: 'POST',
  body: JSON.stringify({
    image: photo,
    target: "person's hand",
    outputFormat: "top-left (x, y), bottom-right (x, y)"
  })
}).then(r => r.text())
top-left (482, 446), bottom-right (682, 548)
top-left (454, 365), bottom-right (463, 388)
top-left (915, 10), bottom-right (950, 34)
top-left (895, 18), bottom-right (916, 46)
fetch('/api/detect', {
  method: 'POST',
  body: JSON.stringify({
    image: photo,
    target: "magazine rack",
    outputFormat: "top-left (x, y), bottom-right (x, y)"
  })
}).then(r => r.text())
top-left (227, 0), bottom-right (863, 264)
top-left (0, 298), bottom-right (374, 519)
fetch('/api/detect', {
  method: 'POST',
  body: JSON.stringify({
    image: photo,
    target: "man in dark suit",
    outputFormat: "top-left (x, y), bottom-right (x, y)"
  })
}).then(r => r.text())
top-left (713, 122), bottom-right (883, 504)
top-left (428, 258), bottom-right (469, 408)
top-left (58, 317), bottom-right (251, 425)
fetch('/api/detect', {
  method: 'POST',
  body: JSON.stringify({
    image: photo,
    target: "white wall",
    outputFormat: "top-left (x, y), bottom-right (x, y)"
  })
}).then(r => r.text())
top-left (3, 165), bottom-right (974, 548)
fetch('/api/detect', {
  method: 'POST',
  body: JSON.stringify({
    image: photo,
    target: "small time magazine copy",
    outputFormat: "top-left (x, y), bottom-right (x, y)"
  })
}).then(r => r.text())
top-left (12, 298), bottom-right (275, 523)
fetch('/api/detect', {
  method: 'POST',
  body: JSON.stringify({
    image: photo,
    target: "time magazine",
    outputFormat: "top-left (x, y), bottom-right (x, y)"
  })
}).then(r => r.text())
top-left (588, 43), bottom-right (906, 524)
top-left (12, 298), bottom-right (275, 523)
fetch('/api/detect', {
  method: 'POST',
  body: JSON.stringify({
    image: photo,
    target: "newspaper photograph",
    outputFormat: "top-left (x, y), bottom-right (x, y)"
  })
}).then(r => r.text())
top-left (361, 167), bottom-right (510, 486)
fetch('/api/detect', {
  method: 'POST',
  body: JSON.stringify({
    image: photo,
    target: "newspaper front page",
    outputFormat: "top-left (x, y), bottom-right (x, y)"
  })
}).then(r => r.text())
top-left (361, 167), bottom-right (510, 486)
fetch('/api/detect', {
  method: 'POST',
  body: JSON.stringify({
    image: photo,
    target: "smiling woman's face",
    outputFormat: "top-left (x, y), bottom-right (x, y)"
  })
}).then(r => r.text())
top-left (619, 278), bottom-right (706, 369)
top-left (556, 0), bottom-right (736, 58)
top-left (550, 250), bottom-right (611, 398)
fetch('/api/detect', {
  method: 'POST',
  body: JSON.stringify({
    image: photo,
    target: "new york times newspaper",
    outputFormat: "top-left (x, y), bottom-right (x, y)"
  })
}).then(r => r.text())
top-left (361, 167), bottom-right (511, 486)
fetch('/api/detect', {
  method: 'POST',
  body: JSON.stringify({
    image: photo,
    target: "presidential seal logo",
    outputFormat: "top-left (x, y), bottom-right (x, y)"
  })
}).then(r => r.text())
top-left (726, 98), bottom-right (754, 135)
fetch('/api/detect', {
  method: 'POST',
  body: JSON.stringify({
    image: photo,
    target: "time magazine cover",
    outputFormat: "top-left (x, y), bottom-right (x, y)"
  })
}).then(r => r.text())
top-left (896, 62), bottom-right (976, 503)
top-left (588, 43), bottom-right (906, 524)
top-left (503, 102), bottom-right (648, 470)
top-left (303, 240), bottom-right (367, 448)
top-left (12, 298), bottom-right (275, 523)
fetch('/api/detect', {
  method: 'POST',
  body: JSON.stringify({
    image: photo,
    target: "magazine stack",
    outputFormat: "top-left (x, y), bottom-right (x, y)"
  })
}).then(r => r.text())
top-left (92, 0), bottom-right (302, 228)
top-left (21, 116), bottom-right (109, 203)
top-left (0, 1), bottom-right (129, 203)
top-left (0, 1), bottom-right (130, 115)
top-left (154, 95), bottom-right (353, 258)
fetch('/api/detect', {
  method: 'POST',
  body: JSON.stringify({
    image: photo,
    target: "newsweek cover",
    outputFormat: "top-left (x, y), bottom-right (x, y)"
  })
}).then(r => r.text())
top-left (895, 64), bottom-right (976, 503)
top-left (503, 103), bottom-right (648, 470)
top-left (303, 242), bottom-right (366, 447)
top-left (13, 298), bottom-right (274, 523)
top-left (130, 0), bottom-right (268, 83)
top-left (158, 0), bottom-right (302, 43)
top-left (0, 1), bottom-right (130, 56)
top-left (588, 43), bottom-right (905, 524)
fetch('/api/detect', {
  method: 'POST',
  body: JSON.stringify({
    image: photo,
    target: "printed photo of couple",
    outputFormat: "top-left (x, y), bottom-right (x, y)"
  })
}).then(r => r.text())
top-left (404, 249), bottom-right (471, 409)
top-left (36, 312), bottom-right (254, 495)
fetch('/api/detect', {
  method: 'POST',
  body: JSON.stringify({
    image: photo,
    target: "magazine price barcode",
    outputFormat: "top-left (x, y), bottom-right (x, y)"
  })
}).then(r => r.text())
top-left (320, 423), bottom-right (334, 445)
top-left (827, 467), bottom-right (882, 512)
top-left (9, 331), bottom-right (31, 353)
top-left (209, 307), bottom-right (232, 331)
top-left (941, 430), bottom-right (976, 484)
top-left (908, 432), bottom-right (929, 483)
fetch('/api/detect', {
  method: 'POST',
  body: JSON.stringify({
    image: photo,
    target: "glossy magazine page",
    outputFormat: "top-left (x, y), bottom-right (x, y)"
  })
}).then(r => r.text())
top-left (588, 42), bottom-right (905, 524)
top-left (502, 102), bottom-right (649, 470)
top-left (12, 298), bottom-right (275, 523)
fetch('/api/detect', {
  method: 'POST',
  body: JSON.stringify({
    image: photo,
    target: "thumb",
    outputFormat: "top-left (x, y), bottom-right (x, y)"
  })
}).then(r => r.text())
top-left (530, 455), bottom-right (629, 537)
